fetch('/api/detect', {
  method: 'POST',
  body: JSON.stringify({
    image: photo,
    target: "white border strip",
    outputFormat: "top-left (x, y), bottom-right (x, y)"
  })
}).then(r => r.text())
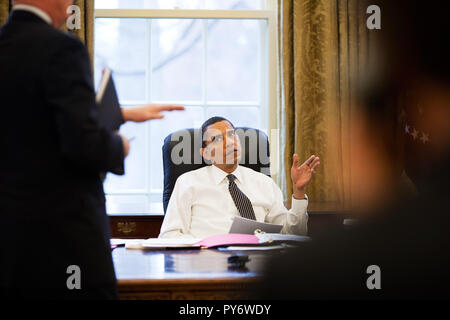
top-left (95, 9), bottom-right (273, 19)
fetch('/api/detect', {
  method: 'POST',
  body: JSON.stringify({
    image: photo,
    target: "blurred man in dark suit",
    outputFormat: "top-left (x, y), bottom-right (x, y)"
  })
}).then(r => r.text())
top-left (0, 0), bottom-right (182, 299)
top-left (260, 0), bottom-right (450, 299)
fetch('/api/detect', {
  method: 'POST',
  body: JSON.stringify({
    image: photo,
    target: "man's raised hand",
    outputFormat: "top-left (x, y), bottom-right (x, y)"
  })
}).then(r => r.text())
top-left (291, 154), bottom-right (320, 199)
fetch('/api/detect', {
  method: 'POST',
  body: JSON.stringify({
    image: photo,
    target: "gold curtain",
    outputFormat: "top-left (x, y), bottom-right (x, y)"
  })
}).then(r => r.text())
top-left (0, 0), bottom-right (11, 26)
top-left (65, 0), bottom-right (95, 66)
top-left (278, 0), bottom-right (374, 210)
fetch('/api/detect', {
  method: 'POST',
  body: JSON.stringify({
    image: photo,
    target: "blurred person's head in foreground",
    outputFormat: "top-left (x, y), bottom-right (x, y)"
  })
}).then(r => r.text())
top-left (349, 0), bottom-right (450, 215)
top-left (257, 0), bottom-right (450, 301)
top-left (382, 0), bottom-right (450, 166)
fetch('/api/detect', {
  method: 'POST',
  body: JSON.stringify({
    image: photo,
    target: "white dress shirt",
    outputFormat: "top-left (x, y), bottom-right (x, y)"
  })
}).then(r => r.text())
top-left (159, 165), bottom-right (308, 239)
top-left (13, 4), bottom-right (53, 25)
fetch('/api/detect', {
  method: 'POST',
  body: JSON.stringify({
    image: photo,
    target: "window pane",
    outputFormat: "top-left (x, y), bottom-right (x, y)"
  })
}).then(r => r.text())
top-left (151, 19), bottom-right (203, 102)
top-left (206, 106), bottom-right (261, 128)
top-left (207, 19), bottom-right (261, 102)
top-left (204, 0), bottom-right (264, 10)
top-left (95, 0), bottom-right (203, 9)
top-left (94, 14), bottom-right (269, 214)
top-left (94, 19), bottom-right (147, 103)
top-left (103, 121), bottom-right (148, 192)
top-left (149, 107), bottom-right (205, 190)
top-left (106, 195), bottom-right (150, 215)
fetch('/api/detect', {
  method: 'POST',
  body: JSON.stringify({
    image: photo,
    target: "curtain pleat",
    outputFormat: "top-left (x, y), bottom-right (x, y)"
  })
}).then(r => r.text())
top-left (278, 0), bottom-right (373, 210)
top-left (0, 0), bottom-right (12, 26)
top-left (65, 0), bottom-right (95, 67)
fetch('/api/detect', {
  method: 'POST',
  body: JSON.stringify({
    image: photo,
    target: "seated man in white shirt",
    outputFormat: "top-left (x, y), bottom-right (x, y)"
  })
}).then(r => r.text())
top-left (159, 117), bottom-right (320, 239)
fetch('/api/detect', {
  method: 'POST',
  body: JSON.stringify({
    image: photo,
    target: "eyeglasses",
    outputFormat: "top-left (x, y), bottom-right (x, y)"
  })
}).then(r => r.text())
top-left (205, 130), bottom-right (237, 146)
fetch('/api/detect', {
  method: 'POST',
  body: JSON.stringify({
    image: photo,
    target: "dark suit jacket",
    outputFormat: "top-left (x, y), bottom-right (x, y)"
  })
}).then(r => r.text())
top-left (0, 10), bottom-right (124, 299)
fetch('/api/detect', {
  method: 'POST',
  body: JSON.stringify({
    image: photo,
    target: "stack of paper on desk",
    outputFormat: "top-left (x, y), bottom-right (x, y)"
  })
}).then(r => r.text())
top-left (137, 234), bottom-right (259, 249)
top-left (141, 238), bottom-right (202, 248)
top-left (113, 232), bottom-right (310, 250)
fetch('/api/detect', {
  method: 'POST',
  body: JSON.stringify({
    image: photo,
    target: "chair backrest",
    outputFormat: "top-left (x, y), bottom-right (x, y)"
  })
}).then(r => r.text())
top-left (162, 127), bottom-right (271, 213)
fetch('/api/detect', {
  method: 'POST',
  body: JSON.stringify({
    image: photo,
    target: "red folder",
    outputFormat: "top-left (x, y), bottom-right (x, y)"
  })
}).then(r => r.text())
top-left (196, 233), bottom-right (260, 248)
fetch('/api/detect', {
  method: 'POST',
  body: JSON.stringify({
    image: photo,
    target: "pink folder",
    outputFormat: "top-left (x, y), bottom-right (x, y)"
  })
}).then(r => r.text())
top-left (196, 233), bottom-right (260, 248)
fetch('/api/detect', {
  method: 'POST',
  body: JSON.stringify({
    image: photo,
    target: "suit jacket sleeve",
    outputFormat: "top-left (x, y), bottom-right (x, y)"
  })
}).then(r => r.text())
top-left (44, 36), bottom-right (124, 174)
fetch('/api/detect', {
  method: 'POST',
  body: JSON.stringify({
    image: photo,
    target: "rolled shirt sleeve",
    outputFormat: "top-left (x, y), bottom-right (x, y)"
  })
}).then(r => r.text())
top-left (283, 195), bottom-right (309, 235)
top-left (265, 180), bottom-right (309, 235)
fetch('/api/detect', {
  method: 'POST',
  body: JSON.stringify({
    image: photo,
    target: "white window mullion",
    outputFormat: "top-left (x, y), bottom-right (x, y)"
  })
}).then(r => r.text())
top-left (202, 18), bottom-right (208, 121)
top-left (95, 9), bottom-right (273, 19)
top-left (259, 19), bottom-right (267, 131)
top-left (265, 10), bottom-right (277, 135)
top-left (145, 19), bottom-right (152, 206)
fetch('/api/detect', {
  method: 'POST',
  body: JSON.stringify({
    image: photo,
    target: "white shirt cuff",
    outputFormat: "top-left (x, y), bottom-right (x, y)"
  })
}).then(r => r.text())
top-left (291, 194), bottom-right (308, 214)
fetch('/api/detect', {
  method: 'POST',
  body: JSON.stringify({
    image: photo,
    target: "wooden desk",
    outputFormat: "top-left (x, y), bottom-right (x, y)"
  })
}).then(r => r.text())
top-left (109, 211), bottom-right (347, 239)
top-left (113, 247), bottom-right (270, 300)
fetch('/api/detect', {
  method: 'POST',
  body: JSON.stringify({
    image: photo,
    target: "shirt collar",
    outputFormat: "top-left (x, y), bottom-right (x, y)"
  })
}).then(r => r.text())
top-left (13, 4), bottom-right (53, 26)
top-left (211, 165), bottom-right (244, 185)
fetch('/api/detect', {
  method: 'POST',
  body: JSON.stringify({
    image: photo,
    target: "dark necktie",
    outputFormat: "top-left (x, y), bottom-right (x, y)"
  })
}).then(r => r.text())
top-left (227, 174), bottom-right (256, 220)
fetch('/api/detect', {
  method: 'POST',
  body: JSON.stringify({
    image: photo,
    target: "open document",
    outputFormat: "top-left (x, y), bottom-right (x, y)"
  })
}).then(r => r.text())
top-left (141, 238), bottom-right (202, 249)
top-left (112, 232), bottom-right (310, 250)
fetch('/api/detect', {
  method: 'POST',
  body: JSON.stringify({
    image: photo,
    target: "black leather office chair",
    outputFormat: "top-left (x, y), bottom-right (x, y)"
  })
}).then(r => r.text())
top-left (162, 127), bottom-right (271, 213)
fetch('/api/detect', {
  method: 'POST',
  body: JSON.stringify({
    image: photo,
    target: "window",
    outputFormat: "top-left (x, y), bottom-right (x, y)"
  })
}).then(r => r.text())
top-left (94, 0), bottom-right (277, 215)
